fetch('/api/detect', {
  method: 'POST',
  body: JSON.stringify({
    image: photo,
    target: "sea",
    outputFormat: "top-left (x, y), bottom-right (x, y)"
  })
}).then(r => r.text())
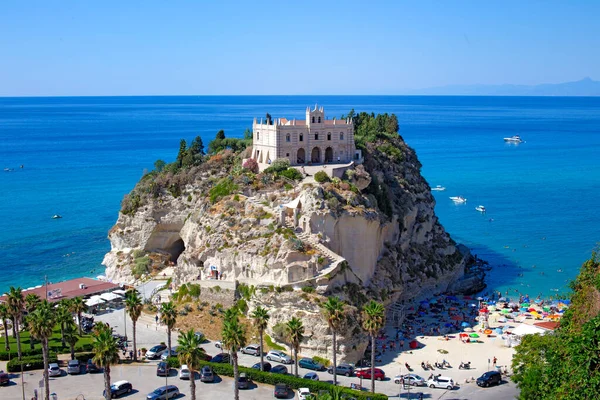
top-left (1, 96), bottom-right (599, 299)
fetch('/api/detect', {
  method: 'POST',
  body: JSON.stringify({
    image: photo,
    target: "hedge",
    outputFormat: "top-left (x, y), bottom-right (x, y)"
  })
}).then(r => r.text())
top-left (197, 361), bottom-right (387, 400)
top-left (0, 342), bottom-right (93, 361)
top-left (74, 352), bottom-right (95, 363)
top-left (7, 354), bottom-right (58, 373)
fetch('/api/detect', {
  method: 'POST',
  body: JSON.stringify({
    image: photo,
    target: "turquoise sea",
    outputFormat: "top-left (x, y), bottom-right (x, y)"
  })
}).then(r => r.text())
top-left (1, 96), bottom-right (599, 298)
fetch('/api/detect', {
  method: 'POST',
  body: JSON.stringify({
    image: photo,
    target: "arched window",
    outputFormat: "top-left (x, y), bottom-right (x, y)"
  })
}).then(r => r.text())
top-left (286, 133), bottom-right (291, 142)
top-left (318, 116), bottom-right (321, 123)
top-left (312, 117), bottom-right (315, 123)
top-left (257, 132), bottom-right (260, 140)
top-left (299, 133), bottom-right (304, 142)
top-left (315, 133), bottom-right (319, 140)
top-left (340, 132), bottom-right (344, 140)
top-left (327, 132), bottom-right (331, 140)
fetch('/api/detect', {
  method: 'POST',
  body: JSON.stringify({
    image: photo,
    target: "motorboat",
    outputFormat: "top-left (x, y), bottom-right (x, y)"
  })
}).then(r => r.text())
top-left (475, 205), bottom-right (486, 213)
top-left (449, 196), bottom-right (467, 203)
top-left (504, 135), bottom-right (524, 143)
top-left (52, 214), bottom-right (62, 219)
top-left (431, 185), bottom-right (446, 191)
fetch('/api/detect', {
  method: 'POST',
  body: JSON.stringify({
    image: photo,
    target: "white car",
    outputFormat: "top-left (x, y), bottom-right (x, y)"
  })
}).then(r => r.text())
top-left (179, 364), bottom-right (191, 380)
top-left (214, 340), bottom-right (222, 349)
top-left (266, 350), bottom-right (292, 364)
top-left (298, 387), bottom-right (312, 400)
top-left (427, 376), bottom-right (455, 389)
top-left (161, 347), bottom-right (178, 361)
top-left (48, 363), bottom-right (61, 377)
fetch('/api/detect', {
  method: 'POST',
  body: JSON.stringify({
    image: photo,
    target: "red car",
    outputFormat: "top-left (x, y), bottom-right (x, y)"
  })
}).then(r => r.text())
top-left (0, 370), bottom-right (9, 386)
top-left (356, 368), bottom-right (386, 381)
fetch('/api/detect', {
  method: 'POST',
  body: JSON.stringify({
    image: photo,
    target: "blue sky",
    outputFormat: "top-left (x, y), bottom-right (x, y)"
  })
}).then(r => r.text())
top-left (1, 1), bottom-right (599, 96)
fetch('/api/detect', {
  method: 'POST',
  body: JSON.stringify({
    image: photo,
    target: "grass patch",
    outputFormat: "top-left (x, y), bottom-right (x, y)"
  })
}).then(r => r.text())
top-left (265, 334), bottom-right (286, 351)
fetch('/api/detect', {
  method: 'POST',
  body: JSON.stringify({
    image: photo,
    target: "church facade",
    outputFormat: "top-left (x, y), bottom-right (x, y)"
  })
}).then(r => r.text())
top-left (251, 105), bottom-right (357, 169)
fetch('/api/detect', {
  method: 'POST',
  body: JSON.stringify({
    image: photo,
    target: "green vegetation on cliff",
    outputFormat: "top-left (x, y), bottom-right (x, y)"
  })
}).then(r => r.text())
top-left (511, 251), bottom-right (600, 399)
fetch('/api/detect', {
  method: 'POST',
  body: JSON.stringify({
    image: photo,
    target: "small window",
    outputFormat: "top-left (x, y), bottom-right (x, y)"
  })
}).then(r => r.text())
top-left (315, 133), bottom-right (319, 140)
top-left (327, 132), bottom-right (331, 140)
top-left (286, 153), bottom-right (290, 157)
top-left (312, 117), bottom-right (315, 123)
top-left (318, 116), bottom-right (321, 123)
top-left (257, 132), bottom-right (260, 140)
top-left (299, 133), bottom-right (303, 142)
top-left (340, 132), bottom-right (344, 140)
top-left (286, 133), bottom-right (290, 142)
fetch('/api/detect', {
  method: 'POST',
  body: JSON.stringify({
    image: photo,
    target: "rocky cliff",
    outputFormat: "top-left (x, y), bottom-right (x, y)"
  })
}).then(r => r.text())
top-left (103, 115), bottom-right (484, 362)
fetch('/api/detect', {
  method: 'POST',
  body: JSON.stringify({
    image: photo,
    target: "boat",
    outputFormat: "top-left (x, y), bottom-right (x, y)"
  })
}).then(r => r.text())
top-left (431, 185), bottom-right (446, 191)
top-left (449, 196), bottom-right (467, 203)
top-left (475, 205), bottom-right (486, 213)
top-left (52, 214), bottom-right (62, 219)
top-left (4, 168), bottom-right (14, 172)
top-left (504, 135), bottom-right (524, 143)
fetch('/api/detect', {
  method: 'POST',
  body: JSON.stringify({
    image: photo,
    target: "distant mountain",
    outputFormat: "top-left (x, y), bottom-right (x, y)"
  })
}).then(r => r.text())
top-left (406, 77), bottom-right (600, 96)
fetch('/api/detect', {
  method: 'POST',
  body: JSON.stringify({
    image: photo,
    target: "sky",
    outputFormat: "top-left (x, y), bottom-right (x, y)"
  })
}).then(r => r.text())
top-left (1, 0), bottom-right (599, 96)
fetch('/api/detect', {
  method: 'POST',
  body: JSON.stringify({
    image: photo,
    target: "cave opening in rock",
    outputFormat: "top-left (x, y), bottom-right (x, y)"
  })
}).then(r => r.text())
top-left (166, 238), bottom-right (185, 263)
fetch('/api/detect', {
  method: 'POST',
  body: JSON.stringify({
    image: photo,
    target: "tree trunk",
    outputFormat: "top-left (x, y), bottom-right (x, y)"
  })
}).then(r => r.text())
top-left (60, 322), bottom-right (65, 348)
top-left (103, 365), bottom-right (112, 400)
top-left (332, 331), bottom-right (337, 385)
top-left (70, 343), bottom-right (75, 360)
top-left (3, 322), bottom-right (9, 351)
top-left (370, 334), bottom-right (376, 393)
top-left (259, 328), bottom-right (264, 371)
top-left (29, 334), bottom-right (35, 351)
top-left (190, 369), bottom-right (196, 400)
top-left (11, 317), bottom-right (16, 338)
top-left (132, 319), bottom-right (138, 362)
top-left (232, 350), bottom-right (239, 400)
top-left (294, 346), bottom-right (299, 377)
top-left (42, 338), bottom-right (50, 400)
top-left (15, 319), bottom-right (22, 360)
top-left (167, 328), bottom-right (172, 356)
top-left (77, 312), bottom-right (82, 336)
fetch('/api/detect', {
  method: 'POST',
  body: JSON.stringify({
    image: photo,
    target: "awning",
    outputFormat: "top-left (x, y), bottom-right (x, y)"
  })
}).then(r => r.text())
top-left (511, 323), bottom-right (547, 336)
top-left (112, 289), bottom-right (127, 296)
top-left (85, 296), bottom-right (106, 307)
top-left (100, 292), bottom-right (122, 302)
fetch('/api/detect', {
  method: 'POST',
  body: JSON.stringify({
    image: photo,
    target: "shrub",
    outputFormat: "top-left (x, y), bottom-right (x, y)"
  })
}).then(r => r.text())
top-left (7, 354), bottom-right (59, 372)
top-left (209, 178), bottom-right (239, 204)
top-left (312, 355), bottom-right (331, 367)
top-left (279, 168), bottom-right (303, 181)
top-left (74, 352), bottom-right (95, 362)
top-left (314, 171), bottom-right (330, 183)
top-left (301, 286), bottom-right (315, 293)
top-left (264, 159), bottom-right (290, 174)
top-left (242, 158), bottom-right (259, 173)
top-left (166, 356), bottom-right (180, 369)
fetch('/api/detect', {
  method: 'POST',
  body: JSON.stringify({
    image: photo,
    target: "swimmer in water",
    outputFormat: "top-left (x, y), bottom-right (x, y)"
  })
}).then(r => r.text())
top-left (557, 269), bottom-right (562, 272)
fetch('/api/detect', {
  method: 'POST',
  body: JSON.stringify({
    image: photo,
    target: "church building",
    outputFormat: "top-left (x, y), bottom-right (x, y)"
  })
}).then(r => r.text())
top-left (251, 105), bottom-right (358, 170)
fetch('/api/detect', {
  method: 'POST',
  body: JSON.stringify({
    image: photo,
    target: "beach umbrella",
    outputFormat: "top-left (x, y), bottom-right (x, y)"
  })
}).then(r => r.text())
top-left (520, 307), bottom-right (528, 313)
top-left (463, 327), bottom-right (474, 332)
top-left (501, 309), bottom-right (510, 314)
top-left (543, 306), bottom-right (551, 312)
top-left (498, 317), bottom-right (507, 323)
top-left (528, 307), bottom-right (537, 312)
top-left (444, 323), bottom-right (453, 327)
top-left (495, 328), bottom-right (503, 334)
top-left (446, 295), bottom-right (458, 301)
top-left (476, 297), bottom-right (484, 301)
top-left (464, 296), bottom-right (473, 300)
top-left (461, 321), bottom-right (470, 327)
top-left (469, 333), bottom-right (479, 338)
top-left (451, 315), bottom-right (463, 321)
top-left (521, 303), bottom-right (530, 307)
top-left (420, 300), bottom-right (429, 304)
top-left (449, 307), bottom-right (457, 311)
top-left (409, 340), bottom-right (419, 349)
top-left (470, 304), bottom-right (477, 307)
top-left (499, 297), bottom-right (507, 302)
top-left (502, 325), bottom-right (511, 332)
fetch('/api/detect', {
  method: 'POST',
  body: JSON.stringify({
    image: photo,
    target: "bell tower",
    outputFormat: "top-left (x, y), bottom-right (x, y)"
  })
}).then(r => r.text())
top-left (306, 104), bottom-right (325, 127)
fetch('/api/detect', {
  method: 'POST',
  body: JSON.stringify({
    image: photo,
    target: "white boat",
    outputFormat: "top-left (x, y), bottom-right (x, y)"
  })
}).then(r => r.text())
top-left (475, 205), bottom-right (486, 213)
top-left (52, 214), bottom-right (62, 219)
top-left (449, 196), bottom-right (467, 203)
top-left (431, 185), bottom-right (446, 191)
top-left (504, 135), bottom-right (524, 143)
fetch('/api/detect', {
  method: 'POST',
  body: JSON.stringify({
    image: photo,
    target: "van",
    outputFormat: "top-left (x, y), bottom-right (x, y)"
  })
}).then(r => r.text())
top-left (477, 370), bottom-right (502, 387)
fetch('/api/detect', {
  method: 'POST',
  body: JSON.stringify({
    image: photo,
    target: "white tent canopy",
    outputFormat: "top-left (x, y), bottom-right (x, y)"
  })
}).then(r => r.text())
top-left (511, 323), bottom-right (547, 336)
top-left (85, 296), bottom-right (106, 307)
top-left (112, 289), bottom-right (127, 296)
top-left (100, 292), bottom-right (122, 302)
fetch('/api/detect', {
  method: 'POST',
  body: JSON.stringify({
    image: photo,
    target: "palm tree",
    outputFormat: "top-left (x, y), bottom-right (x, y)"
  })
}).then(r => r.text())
top-left (7, 286), bottom-right (24, 359)
top-left (92, 322), bottom-right (121, 400)
top-left (361, 300), bottom-right (385, 393)
top-left (124, 289), bottom-right (143, 362)
top-left (55, 300), bottom-right (73, 348)
top-left (286, 317), bottom-right (305, 377)
top-left (222, 307), bottom-right (246, 400)
top-left (160, 301), bottom-right (177, 355)
top-left (69, 296), bottom-right (87, 336)
top-left (177, 329), bottom-right (206, 400)
top-left (0, 303), bottom-right (11, 351)
top-left (321, 296), bottom-right (345, 385)
top-left (28, 300), bottom-right (55, 400)
top-left (250, 306), bottom-right (269, 371)
top-left (24, 293), bottom-right (41, 350)
top-left (64, 321), bottom-right (79, 360)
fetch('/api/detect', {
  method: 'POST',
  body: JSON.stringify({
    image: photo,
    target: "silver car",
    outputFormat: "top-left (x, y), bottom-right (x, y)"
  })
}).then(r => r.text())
top-left (48, 363), bottom-right (61, 377)
top-left (266, 350), bottom-right (292, 364)
top-left (146, 385), bottom-right (180, 399)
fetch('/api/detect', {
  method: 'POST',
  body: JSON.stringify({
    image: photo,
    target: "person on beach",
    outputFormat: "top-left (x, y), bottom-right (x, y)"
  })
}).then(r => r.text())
top-left (493, 356), bottom-right (497, 368)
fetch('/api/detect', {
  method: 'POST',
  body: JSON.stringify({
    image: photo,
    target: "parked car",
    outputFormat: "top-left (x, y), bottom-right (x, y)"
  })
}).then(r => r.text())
top-left (271, 365), bottom-right (288, 375)
top-left (298, 387), bottom-right (312, 400)
top-left (194, 332), bottom-right (205, 342)
top-left (161, 347), bottom-right (178, 361)
top-left (214, 340), bottom-right (222, 349)
top-left (200, 365), bottom-right (214, 383)
top-left (427, 376), bottom-right (455, 389)
top-left (266, 350), bottom-right (292, 364)
top-left (303, 371), bottom-right (319, 381)
top-left (355, 358), bottom-right (371, 368)
top-left (298, 358), bottom-right (324, 371)
top-left (0, 370), bottom-right (9, 386)
top-left (477, 370), bottom-right (502, 387)
top-left (146, 385), bottom-right (180, 399)
top-left (86, 359), bottom-right (101, 373)
top-left (156, 361), bottom-right (169, 377)
top-left (48, 363), bottom-right (61, 377)
top-left (67, 360), bottom-right (81, 375)
top-left (356, 368), bottom-right (385, 381)
top-left (238, 372), bottom-right (250, 389)
top-left (251, 361), bottom-right (272, 372)
top-left (103, 380), bottom-right (133, 398)
top-left (274, 383), bottom-right (290, 398)
top-left (146, 344), bottom-right (168, 360)
top-left (211, 353), bottom-right (230, 363)
top-left (394, 373), bottom-right (425, 386)
top-left (327, 363), bottom-right (354, 376)
top-left (178, 364), bottom-right (191, 380)
top-left (240, 344), bottom-right (261, 356)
